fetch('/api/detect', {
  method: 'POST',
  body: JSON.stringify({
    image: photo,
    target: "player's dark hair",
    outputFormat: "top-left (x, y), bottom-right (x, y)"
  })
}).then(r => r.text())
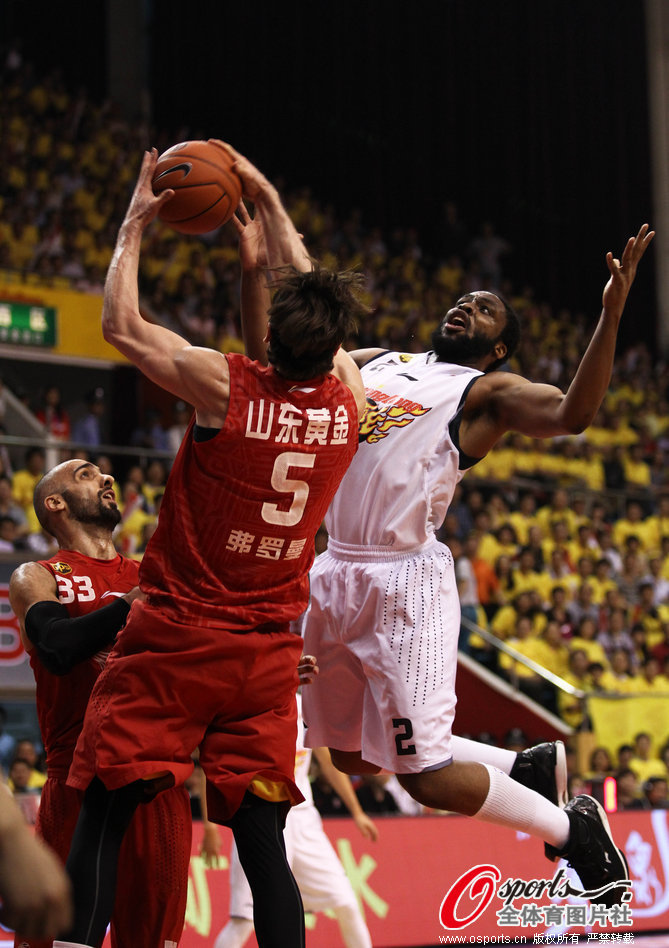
top-left (487, 296), bottom-right (521, 372)
top-left (267, 266), bottom-right (369, 381)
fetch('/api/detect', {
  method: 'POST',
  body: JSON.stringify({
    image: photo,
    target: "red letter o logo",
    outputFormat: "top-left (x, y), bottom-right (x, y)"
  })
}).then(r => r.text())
top-left (439, 863), bottom-right (501, 930)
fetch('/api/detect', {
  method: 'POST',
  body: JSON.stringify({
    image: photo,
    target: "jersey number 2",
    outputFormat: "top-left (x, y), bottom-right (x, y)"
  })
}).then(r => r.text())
top-left (393, 717), bottom-right (417, 756)
top-left (262, 452), bottom-right (316, 527)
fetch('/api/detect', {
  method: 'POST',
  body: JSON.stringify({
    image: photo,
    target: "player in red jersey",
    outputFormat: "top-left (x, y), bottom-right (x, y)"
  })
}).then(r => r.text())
top-left (59, 147), bottom-right (366, 948)
top-left (9, 458), bottom-right (191, 948)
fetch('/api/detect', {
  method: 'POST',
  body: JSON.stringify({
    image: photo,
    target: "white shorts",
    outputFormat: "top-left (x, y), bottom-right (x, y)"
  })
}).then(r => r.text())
top-left (229, 804), bottom-right (359, 918)
top-left (301, 537), bottom-right (459, 773)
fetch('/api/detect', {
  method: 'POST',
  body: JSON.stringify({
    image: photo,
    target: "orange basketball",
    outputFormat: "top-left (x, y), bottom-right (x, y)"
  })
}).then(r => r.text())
top-left (152, 139), bottom-right (242, 234)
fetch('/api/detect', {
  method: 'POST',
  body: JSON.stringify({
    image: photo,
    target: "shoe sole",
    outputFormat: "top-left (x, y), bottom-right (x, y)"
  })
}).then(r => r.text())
top-left (554, 740), bottom-right (568, 808)
top-left (581, 794), bottom-right (630, 906)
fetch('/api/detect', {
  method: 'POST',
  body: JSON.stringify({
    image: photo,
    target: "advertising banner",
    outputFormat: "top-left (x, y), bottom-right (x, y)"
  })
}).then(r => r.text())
top-left (87, 811), bottom-right (669, 946)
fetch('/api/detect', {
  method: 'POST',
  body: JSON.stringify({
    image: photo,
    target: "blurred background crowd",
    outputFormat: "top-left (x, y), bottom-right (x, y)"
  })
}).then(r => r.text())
top-left (2, 47), bottom-right (669, 823)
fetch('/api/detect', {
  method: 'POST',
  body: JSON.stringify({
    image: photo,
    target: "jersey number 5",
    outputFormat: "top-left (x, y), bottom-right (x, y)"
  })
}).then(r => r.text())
top-left (262, 451), bottom-right (316, 527)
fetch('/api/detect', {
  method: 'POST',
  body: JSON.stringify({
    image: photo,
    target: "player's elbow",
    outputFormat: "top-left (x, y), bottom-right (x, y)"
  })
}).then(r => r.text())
top-left (36, 648), bottom-right (75, 677)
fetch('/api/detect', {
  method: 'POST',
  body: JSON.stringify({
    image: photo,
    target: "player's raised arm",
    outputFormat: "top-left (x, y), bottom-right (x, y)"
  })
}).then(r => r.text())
top-left (101, 150), bottom-right (231, 423)
top-left (222, 143), bottom-right (312, 274)
top-left (460, 224), bottom-right (654, 456)
top-left (312, 746), bottom-right (378, 841)
top-left (232, 200), bottom-right (271, 365)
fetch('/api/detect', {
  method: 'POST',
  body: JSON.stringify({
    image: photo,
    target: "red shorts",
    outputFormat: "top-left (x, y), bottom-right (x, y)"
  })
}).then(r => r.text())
top-left (69, 600), bottom-right (304, 822)
top-left (14, 776), bottom-right (191, 948)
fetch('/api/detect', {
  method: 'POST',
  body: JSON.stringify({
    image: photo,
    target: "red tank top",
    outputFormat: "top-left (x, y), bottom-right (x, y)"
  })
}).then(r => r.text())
top-left (31, 550), bottom-right (139, 778)
top-left (140, 354), bottom-right (358, 629)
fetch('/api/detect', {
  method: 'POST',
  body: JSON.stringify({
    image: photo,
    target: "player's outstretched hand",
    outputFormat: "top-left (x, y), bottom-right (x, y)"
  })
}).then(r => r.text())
top-left (354, 811), bottom-right (379, 842)
top-left (298, 654), bottom-right (319, 685)
top-left (602, 223), bottom-right (654, 316)
top-left (123, 149), bottom-right (174, 234)
top-left (231, 201), bottom-right (268, 272)
top-left (210, 141), bottom-right (273, 203)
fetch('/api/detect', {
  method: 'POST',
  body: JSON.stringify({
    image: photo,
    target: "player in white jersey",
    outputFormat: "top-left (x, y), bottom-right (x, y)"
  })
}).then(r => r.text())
top-left (206, 694), bottom-right (376, 948)
top-left (296, 224), bottom-right (654, 908)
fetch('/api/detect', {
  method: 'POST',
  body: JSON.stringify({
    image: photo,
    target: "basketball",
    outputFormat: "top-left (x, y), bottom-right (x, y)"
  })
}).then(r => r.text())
top-left (152, 139), bottom-right (242, 235)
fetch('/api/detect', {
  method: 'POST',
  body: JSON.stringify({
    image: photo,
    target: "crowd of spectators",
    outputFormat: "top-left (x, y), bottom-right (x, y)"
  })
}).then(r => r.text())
top-left (2, 49), bottom-right (669, 817)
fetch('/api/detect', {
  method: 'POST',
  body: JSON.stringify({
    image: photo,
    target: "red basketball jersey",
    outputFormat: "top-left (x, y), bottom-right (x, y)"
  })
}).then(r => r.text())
top-left (31, 550), bottom-right (139, 777)
top-left (140, 354), bottom-right (358, 629)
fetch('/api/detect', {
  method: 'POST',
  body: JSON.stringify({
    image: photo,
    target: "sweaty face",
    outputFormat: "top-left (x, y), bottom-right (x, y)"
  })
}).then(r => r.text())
top-left (432, 292), bottom-right (506, 366)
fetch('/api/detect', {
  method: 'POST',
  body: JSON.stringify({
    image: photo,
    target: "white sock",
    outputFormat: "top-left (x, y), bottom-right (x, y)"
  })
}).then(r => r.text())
top-left (333, 902), bottom-right (373, 948)
top-left (473, 764), bottom-right (570, 850)
top-left (214, 917), bottom-right (255, 948)
top-left (452, 735), bottom-right (517, 774)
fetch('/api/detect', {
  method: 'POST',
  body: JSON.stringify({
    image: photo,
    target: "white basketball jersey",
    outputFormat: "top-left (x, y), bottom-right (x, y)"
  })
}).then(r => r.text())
top-left (294, 692), bottom-right (313, 810)
top-left (326, 352), bottom-right (482, 549)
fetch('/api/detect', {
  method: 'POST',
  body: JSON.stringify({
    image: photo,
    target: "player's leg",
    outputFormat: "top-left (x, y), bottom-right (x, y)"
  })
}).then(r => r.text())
top-left (331, 904), bottom-right (373, 948)
top-left (451, 735), bottom-right (569, 807)
top-left (203, 631), bottom-right (306, 948)
top-left (112, 784), bottom-right (192, 948)
top-left (289, 807), bottom-right (372, 948)
top-left (213, 840), bottom-right (255, 948)
top-left (62, 776), bottom-right (167, 946)
top-left (398, 763), bottom-right (628, 906)
top-left (301, 550), bottom-right (389, 760)
top-left (214, 918), bottom-right (255, 948)
top-left (228, 793), bottom-right (304, 948)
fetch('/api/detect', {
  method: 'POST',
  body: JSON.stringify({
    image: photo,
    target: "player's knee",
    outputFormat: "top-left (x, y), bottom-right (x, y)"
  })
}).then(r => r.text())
top-left (330, 749), bottom-right (381, 775)
top-left (397, 769), bottom-right (447, 808)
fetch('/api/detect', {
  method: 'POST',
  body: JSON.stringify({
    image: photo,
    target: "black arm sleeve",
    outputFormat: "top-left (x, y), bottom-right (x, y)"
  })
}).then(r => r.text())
top-left (24, 598), bottom-right (131, 677)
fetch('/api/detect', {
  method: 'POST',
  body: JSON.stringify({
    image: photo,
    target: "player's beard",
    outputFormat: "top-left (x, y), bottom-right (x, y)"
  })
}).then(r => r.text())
top-left (430, 325), bottom-right (497, 365)
top-left (61, 489), bottom-right (122, 528)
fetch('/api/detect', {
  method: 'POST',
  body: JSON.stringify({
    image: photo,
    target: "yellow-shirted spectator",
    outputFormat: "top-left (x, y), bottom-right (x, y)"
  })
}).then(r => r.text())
top-left (528, 619), bottom-right (570, 680)
top-left (623, 444), bottom-right (652, 490)
top-left (599, 648), bottom-right (640, 693)
top-left (631, 584), bottom-right (669, 649)
top-left (629, 732), bottom-right (669, 783)
top-left (569, 616), bottom-right (608, 667)
top-left (12, 448), bottom-right (46, 535)
top-left (634, 657), bottom-right (669, 693)
top-left (567, 526), bottom-right (601, 566)
top-left (499, 616), bottom-right (544, 679)
top-left (477, 523), bottom-right (519, 568)
top-left (543, 521), bottom-right (575, 565)
top-left (491, 591), bottom-right (547, 641)
top-left (512, 548), bottom-right (550, 600)
top-left (115, 482), bottom-right (155, 557)
top-left (508, 492), bottom-right (540, 546)
top-left (613, 500), bottom-right (654, 553)
top-left (558, 649), bottom-right (591, 729)
top-left (645, 496), bottom-right (669, 554)
top-left (536, 488), bottom-right (580, 539)
top-left (590, 558), bottom-right (618, 605)
top-left (571, 443), bottom-right (606, 490)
